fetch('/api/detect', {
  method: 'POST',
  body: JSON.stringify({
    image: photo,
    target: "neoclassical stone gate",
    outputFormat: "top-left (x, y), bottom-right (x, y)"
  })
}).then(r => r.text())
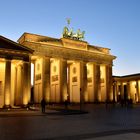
top-left (18, 33), bottom-right (116, 104)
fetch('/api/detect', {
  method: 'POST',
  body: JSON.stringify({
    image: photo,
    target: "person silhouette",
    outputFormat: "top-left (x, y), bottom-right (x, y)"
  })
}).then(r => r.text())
top-left (41, 98), bottom-right (46, 113)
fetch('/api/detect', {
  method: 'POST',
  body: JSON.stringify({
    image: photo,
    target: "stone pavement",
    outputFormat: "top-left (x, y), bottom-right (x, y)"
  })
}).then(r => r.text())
top-left (0, 103), bottom-right (140, 140)
top-left (85, 133), bottom-right (140, 140)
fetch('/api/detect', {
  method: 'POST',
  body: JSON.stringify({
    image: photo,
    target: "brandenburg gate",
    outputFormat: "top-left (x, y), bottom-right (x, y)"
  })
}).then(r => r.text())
top-left (18, 25), bottom-right (116, 104)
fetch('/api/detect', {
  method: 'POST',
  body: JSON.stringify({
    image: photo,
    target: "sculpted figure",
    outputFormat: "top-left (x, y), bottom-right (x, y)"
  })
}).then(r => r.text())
top-left (68, 28), bottom-right (73, 37)
top-left (72, 29), bottom-right (85, 40)
top-left (79, 31), bottom-right (85, 40)
top-left (62, 26), bottom-right (69, 37)
top-left (72, 32), bottom-right (78, 39)
top-left (77, 29), bottom-right (81, 38)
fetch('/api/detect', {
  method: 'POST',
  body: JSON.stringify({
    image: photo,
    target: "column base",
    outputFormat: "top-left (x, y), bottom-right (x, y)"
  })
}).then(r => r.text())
top-left (22, 104), bottom-right (30, 110)
top-left (22, 104), bottom-right (29, 108)
top-left (3, 105), bottom-right (11, 109)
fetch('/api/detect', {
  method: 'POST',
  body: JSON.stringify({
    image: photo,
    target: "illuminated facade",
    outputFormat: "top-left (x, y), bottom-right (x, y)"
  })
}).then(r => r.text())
top-left (0, 36), bottom-right (33, 108)
top-left (18, 33), bottom-right (116, 104)
top-left (113, 74), bottom-right (140, 103)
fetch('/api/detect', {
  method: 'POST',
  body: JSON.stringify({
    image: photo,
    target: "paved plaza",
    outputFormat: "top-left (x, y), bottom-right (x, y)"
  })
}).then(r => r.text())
top-left (0, 104), bottom-right (140, 140)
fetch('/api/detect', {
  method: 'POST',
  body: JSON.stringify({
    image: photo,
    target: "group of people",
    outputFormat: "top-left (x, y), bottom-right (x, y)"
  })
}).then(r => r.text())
top-left (41, 98), bottom-right (70, 113)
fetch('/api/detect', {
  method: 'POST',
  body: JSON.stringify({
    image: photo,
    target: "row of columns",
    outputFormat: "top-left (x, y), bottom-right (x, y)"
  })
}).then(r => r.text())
top-left (2, 57), bottom-right (113, 107)
top-left (113, 80), bottom-right (140, 103)
top-left (3, 59), bottom-right (31, 108)
top-left (38, 57), bottom-right (113, 103)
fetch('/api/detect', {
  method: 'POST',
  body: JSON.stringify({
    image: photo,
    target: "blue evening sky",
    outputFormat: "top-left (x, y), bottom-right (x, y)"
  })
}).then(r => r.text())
top-left (0, 0), bottom-right (140, 76)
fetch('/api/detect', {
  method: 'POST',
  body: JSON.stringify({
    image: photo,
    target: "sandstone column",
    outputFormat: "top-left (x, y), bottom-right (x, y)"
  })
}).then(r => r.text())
top-left (120, 82), bottom-right (124, 99)
top-left (60, 59), bottom-right (67, 102)
top-left (80, 61), bottom-right (87, 103)
top-left (23, 62), bottom-right (29, 106)
top-left (127, 82), bottom-right (130, 99)
top-left (106, 65), bottom-right (113, 102)
top-left (116, 82), bottom-right (119, 102)
top-left (27, 61), bottom-right (31, 103)
top-left (42, 57), bottom-right (50, 102)
top-left (4, 59), bottom-right (11, 108)
top-left (15, 64), bottom-right (23, 105)
top-left (113, 81), bottom-right (117, 102)
top-left (94, 63), bottom-right (100, 102)
top-left (67, 64), bottom-right (70, 102)
top-left (136, 80), bottom-right (140, 102)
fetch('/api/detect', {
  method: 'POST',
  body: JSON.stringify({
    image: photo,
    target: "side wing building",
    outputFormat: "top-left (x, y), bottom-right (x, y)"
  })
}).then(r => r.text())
top-left (0, 35), bottom-right (33, 108)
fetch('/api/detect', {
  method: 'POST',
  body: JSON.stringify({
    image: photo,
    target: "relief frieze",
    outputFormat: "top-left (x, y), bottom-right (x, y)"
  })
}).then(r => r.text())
top-left (52, 75), bottom-right (58, 82)
top-left (100, 78), bottom-right (105, 83)
top-left (87, 77), bottom-right (92, 83)
top-left (72, 76), bottom-right (77, 82)
top-left (35, 74), bottom-right (41, 81)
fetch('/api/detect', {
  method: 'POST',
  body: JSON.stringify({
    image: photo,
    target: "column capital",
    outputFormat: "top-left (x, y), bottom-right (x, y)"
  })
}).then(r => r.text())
top-left (95, 62), bottom-right (101, 66)
top-left (23, 61), bottom-right (30, 64)
top-left (79, 61), bottom-right (87, 66)
top-left (60, 58), bottom-right (67, 62)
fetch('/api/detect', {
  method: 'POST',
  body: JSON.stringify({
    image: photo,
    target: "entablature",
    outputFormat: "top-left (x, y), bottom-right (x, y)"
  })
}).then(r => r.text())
top-left (22, 41), bottom-right (116, 65)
